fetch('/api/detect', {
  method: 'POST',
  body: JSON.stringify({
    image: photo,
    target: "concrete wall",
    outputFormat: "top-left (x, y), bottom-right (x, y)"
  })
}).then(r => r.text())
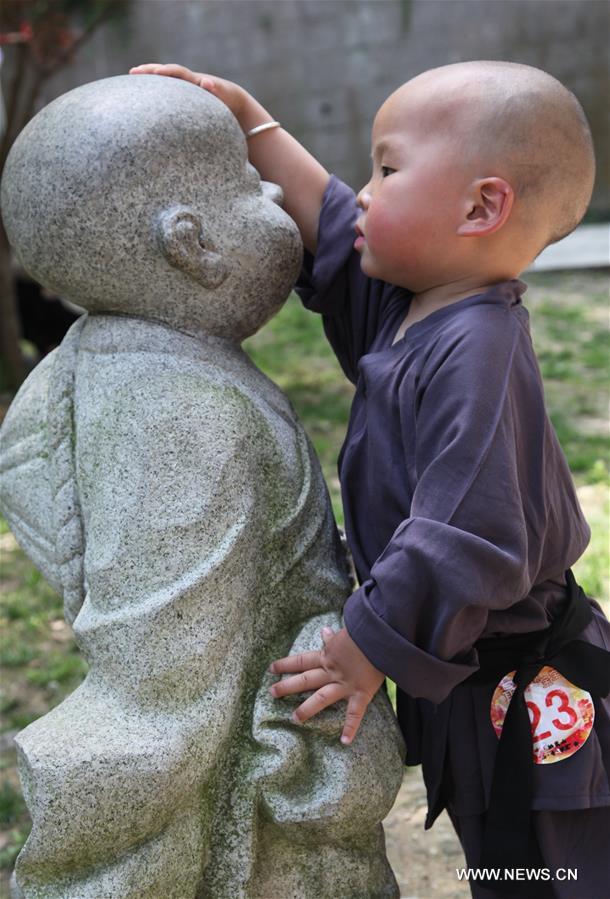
top-left (13, 0), bottom-right (610, 210)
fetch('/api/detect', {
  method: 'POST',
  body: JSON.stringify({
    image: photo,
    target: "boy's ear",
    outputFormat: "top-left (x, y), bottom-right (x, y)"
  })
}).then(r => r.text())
top-left (156, 207), bottom-right (229, 289)
top-left (457, 178), bottom-right (514, 237)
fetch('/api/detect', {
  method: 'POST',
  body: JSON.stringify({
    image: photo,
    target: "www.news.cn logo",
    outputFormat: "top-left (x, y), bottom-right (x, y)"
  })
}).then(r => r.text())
top-left (456, 867), bottom-right (578, 883)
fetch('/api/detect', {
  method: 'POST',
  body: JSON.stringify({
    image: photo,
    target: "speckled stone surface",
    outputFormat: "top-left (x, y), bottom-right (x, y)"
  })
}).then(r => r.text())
top-left (0, 76), bottom-right (405, 898)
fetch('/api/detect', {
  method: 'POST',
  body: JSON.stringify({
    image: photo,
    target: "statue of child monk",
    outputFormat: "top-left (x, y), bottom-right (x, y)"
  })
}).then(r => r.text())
top-left (0, 75), bottom-right (405, 898)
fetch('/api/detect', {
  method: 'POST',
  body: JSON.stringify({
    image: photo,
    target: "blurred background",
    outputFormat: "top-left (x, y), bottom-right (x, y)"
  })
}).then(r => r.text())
top-left (0, 3), bottom-right (608, 897)
top-left (0, 0), bottom-right (609, 391)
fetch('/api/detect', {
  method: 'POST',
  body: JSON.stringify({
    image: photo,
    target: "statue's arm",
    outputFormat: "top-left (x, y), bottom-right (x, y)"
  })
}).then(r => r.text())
top-left (0, 351), bottom-right (62, 592)
top-left (73, 378), bottom-right (269, 693)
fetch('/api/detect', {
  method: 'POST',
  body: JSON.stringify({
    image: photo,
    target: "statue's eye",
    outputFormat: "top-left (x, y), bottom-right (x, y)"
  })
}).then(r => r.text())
top-left (381, 166), bottom-right (396, 178)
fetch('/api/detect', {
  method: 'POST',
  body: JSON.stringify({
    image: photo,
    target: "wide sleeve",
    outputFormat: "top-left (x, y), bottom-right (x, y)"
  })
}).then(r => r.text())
top-left (295, 174), bottom-right (404, 384)
top-left (72, 373), bottom-right (272, 699)
top-left (343, 309), bottom-right (544, 704)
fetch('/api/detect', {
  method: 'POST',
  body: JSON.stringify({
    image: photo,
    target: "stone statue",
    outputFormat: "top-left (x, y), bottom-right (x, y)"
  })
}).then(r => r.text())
top-left (0, 75), bottom-right (405, 898)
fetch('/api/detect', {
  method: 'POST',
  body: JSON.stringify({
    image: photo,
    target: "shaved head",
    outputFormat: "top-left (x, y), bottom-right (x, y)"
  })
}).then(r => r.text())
top-left (389, 61), bottom-right (595, 248)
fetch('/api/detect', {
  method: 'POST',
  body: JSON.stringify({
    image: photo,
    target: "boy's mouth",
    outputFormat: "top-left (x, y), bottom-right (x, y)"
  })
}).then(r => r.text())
top-left (354, 221), bottom-right (366, 250)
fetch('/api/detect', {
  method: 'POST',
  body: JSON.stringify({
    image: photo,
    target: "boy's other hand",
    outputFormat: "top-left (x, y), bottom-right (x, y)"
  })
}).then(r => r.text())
top-left (129, 64), bottom-right (247, 119)
top-left (268, 626), bottom-right (385, 745)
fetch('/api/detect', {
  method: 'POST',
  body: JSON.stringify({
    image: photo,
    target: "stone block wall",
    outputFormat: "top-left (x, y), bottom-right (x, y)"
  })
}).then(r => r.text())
top-left (6, 0), bottom-right (610, 211)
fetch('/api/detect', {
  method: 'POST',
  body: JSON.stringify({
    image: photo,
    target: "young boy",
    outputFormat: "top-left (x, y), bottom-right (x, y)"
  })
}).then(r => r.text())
top-left (130, 60), bottom-right (610, 897)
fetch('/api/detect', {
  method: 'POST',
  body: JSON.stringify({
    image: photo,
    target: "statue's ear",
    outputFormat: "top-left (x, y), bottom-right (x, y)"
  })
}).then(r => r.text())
top-left (156, 207), bottom-right (229, 289)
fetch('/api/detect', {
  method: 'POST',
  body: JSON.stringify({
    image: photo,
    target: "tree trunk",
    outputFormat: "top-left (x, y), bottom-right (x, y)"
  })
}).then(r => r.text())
top-left (0, 215), bottom-right (25, 390)
top-left (1, 52), bottom-right (45, 394)
top-left (0, 2), bottom-right (128, 394)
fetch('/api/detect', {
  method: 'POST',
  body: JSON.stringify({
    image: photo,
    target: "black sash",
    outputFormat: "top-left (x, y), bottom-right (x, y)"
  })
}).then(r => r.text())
top-left (467, 570), bottom-right (610, 881)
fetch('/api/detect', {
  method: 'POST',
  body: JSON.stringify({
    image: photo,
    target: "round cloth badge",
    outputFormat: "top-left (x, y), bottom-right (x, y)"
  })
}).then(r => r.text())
top-left (490, 665), bottom-right (595, 764)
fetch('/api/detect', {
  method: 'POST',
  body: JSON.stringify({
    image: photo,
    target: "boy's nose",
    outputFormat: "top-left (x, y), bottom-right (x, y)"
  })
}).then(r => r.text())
top-left (261, 181), bottom-right (284, 208)
top-left (357, 187), bottom-right (371, 210)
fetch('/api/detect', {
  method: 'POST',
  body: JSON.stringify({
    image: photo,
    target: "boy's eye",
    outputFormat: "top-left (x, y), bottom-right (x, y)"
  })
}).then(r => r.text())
top-left (381, 165), bottom-right (395, 177)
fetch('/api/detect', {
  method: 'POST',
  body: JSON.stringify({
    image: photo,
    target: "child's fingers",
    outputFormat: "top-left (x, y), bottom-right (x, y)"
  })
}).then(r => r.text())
top-left (129, 63), bottom-right (188, 75)
top-left (268, 649), bottom-right (321, 675)
top-left (290, 682), bottom-right (345, 724)
top-left (339, 694), bottom-right (369, 745)
top-left (129, 63), bottom-right (174, 75)
top-left (128, 63), bottom-right (215, 91)
top-left (269, 667), bottom-right (328, 699)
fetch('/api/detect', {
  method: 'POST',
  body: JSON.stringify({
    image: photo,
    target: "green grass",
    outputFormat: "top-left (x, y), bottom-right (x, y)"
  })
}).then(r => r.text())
top-left (0, 269), bottom-right (608, 884)
top-left (525, 276), bottom-right (610, 485)
top-left (245, 298), bottom-right (354, 523)
top-left (0, 780), bottom-right (25, 829)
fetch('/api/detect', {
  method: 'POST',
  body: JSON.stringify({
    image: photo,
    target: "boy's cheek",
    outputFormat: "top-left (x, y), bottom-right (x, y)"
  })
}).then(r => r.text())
top-left (366, 203), bottom-right (405, 254)
top-left (358, 246), bottom-right (384, 279)
top-left (364, 225), bottom-right (404, 275)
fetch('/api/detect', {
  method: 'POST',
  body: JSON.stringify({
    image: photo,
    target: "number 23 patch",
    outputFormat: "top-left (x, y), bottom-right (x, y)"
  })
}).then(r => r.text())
top-left (490, 665), bottom-right (595, 764)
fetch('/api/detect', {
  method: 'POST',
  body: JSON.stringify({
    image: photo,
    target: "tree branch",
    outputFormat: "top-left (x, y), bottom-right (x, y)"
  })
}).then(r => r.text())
top-left (0, 42), bottom-right (28, 164)
top-left (42, 4), bottom-right (115, 77)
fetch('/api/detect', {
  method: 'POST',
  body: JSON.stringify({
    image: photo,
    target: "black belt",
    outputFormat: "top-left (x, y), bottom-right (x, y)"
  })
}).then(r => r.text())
top-left (467, 570), bottom-right (610, 877)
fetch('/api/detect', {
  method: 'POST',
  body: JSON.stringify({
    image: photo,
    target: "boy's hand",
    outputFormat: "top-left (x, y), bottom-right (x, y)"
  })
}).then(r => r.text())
top-left (129, 64), bottom-right (247, 119)
top-left (129, 62), bottom-right (329, 254)
top-left (269, 626), bottom-right (385, 745)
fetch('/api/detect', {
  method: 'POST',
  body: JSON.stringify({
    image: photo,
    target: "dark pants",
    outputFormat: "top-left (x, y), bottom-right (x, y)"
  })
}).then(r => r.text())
top-left (447, 805), bottom-right (610, 899)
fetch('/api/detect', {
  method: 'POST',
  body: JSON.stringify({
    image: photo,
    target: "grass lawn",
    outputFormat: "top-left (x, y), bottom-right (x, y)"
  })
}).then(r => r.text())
top-left (1, 269), bottom-right (608, 886)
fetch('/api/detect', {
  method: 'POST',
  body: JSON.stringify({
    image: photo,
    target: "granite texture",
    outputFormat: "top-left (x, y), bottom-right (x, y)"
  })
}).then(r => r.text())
top-left (0, 75), bottom-right (405, 898)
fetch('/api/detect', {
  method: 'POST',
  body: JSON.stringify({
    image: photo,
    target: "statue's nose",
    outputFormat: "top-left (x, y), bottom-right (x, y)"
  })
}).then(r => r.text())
top-left (261, 181), bottom-right (284, 208)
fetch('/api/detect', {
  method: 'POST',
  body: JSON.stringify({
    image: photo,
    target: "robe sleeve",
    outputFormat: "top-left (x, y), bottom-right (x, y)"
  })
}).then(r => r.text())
top-left (73, 374), bottom-right (273, 698)
top-left (343, 306), bottom-right (546, 704)
top-left (295, 174), bottom-right (405, 384)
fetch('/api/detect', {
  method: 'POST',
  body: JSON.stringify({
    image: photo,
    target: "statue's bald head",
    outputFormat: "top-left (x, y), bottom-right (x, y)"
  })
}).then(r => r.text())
top-left (1, 75), bottom-right (302, 341)
top-left (388, 61), bottom-right (595, 248)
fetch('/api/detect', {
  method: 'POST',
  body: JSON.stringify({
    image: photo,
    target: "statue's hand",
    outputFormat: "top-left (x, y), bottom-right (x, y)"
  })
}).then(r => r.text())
top-left (129, 63), bottom-right (249, 119)
top-left (268, 627), bottom-right (386, 746)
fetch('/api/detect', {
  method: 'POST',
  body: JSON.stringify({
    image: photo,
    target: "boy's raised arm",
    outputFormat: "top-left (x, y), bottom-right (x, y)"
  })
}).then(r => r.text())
top-left (129, 64), bottom-right (329, 254)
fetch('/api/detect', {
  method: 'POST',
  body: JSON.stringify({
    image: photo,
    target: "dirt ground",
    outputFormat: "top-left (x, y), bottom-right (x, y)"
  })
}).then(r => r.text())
top-left (384, 767), bottom-right (470, 899)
